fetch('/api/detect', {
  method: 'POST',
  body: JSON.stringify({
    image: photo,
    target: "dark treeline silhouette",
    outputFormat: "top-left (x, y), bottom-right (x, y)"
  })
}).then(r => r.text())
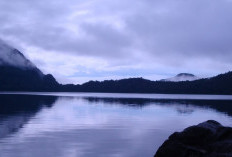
top-left (0, 65), bottom-right (59, 91)
top-left (1, 61), bottom-right (232, 94)
top-left (0, 44), bottom-right (232, 94)
top-left (60, 71), bottom-right (232, 94)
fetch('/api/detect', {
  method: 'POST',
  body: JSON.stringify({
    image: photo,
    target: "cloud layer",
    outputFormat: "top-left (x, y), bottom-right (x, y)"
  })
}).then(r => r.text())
top-left (0, 0), bottom-right (232, 83)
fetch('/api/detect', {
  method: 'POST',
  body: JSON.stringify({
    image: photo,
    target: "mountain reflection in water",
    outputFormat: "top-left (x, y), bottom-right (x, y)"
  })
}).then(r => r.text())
top-left (0, 94), bottom-right (231, 157)
top-left (0, 95), bottom-right (57, 139)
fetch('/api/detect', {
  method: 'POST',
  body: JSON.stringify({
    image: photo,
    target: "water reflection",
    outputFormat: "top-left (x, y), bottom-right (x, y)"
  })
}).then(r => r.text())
top-left (84, 97), bottom-right (232, 116)
top-left (0, 94), bottom-right (231, 157)
top-left (0, 95), bottom-right (57, 138)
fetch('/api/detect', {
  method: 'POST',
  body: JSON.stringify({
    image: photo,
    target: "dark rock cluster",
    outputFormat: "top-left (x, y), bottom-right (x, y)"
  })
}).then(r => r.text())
top-left (155, 120), bottom-right (232, 157)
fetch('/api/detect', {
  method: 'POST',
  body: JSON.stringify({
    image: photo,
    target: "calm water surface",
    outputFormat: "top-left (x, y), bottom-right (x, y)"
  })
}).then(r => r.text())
top-left (0, 93), bottom-right (232, 157)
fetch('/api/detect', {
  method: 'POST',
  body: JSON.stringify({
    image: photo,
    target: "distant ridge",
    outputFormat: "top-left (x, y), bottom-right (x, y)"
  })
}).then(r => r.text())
top-left (0, 39), bottom-right (232, 94)
top-left (161, 73), bottom-right (200, 82)
top-left (177, 73), bottom-right (195, 77)
top-left (60, 71), bottom-right (232, 94)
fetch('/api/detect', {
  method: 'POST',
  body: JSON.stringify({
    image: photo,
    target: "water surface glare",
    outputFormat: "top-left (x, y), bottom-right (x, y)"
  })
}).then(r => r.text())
top-left (0, 93), bottom-right (232, 157)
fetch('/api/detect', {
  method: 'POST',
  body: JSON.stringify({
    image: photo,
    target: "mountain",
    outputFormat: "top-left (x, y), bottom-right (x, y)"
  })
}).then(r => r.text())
top-left (0, 40), bottom-right (60, 91)
top-left (0, 39), bottom-right (35, 68)
top-left (0, 39), bottom-right (232, 94)
top-left (161, 73), bottom-right (200, 82)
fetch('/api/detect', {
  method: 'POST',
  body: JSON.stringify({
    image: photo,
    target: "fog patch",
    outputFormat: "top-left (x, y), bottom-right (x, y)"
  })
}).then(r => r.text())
top-left (0, 39), bottom-right (34, 68)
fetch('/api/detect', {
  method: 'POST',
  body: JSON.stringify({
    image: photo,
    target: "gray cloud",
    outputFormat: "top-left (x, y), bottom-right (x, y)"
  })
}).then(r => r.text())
top-left (0, 0), bottom-right (232, 83)
top-left (125, 0), bottom-right (232, 59)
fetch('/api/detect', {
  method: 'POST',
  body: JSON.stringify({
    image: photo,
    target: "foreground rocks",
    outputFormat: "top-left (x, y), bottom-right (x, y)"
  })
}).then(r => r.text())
top-left (154, 120), bottom-right (232, 157)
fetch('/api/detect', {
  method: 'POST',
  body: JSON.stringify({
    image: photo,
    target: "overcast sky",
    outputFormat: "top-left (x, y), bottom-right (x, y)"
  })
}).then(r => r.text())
top-left (0, 0), bottom-right (232, 84)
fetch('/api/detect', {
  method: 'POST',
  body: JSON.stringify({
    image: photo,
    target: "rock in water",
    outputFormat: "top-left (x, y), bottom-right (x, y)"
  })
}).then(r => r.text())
top-left (154, 120), bottom-right (232, 157)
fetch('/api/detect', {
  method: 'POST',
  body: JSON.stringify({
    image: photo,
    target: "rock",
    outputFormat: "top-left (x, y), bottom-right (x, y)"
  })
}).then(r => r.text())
top-left (154, 120), bottom-right (232, 157)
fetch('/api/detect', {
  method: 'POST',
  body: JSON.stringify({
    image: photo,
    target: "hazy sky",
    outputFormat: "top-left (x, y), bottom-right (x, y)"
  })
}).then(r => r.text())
top-left (0, 0), bottom-right (232, 84)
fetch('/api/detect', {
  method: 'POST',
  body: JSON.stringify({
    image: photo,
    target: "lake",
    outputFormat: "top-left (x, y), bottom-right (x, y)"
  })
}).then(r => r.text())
top-left (0, 93), bottom-right (232, 157)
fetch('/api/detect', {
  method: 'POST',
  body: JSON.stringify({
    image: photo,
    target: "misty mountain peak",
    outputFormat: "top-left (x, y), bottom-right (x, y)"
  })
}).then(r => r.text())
top-left (176, 73), bottom-right (195, 77)
top-left (161, 73), bottom-right (200, 82)
top-left (0, 39), bottom-right (34, 68)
